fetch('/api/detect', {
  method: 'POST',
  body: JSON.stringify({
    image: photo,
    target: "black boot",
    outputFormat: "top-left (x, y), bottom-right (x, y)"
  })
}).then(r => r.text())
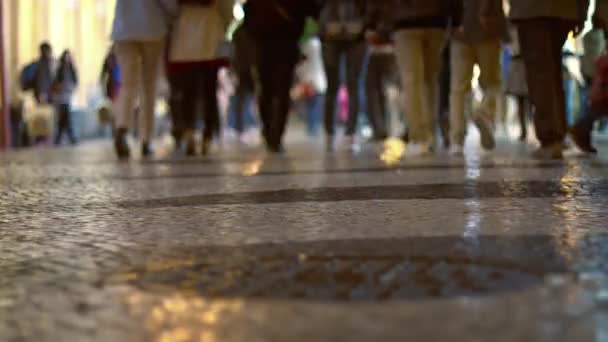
top-left (571, 121), bottom-right (597, 154)
top-left (114, 128), bottom-right (130, 159)
top-left (141, 142), bottom-right (153, 158)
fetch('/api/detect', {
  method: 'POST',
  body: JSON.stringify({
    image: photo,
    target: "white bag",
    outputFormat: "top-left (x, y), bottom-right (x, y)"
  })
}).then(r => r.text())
top-left (169, 4), bottom-right (226, 62)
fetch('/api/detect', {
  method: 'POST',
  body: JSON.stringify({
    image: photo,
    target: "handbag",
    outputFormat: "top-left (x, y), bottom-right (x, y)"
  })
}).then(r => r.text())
top-left (169, 4), bottom-right (229, 62)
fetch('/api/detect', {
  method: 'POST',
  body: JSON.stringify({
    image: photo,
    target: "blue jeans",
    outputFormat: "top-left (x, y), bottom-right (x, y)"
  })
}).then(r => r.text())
top-left (305, 94), bottom-right (323, 136)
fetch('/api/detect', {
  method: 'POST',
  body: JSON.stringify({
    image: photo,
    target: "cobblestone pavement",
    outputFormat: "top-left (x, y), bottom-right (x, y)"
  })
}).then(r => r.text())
top-left (3, 135), bottom-right (608, 341)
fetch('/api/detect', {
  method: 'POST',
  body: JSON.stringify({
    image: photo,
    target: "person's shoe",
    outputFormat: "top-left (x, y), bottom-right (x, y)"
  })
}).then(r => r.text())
top-left (473, 116), bottom-right (496, 151)
top-left (570, 124), bottom-right (597, 154)
top-left (201, 134), bottom-right (212, 156)
top-left (114, 128), bottom-right (130, 159)
top-left (402, 130), bottom-right (410, 143)
top-left (449, 144), bottom-right (464, 157)
top-left (519, 132), bottom-right (528, 142)
top-left (141, 142), bottom-right (153, 158)
top-left (532, 143), bottom-right (564, 160)
top-left (184, 130), bottom-right (196, 156)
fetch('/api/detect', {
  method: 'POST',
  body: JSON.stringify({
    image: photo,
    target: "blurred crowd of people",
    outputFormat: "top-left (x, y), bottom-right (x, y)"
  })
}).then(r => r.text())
top-left (13, 0), bottom-right (607, 161)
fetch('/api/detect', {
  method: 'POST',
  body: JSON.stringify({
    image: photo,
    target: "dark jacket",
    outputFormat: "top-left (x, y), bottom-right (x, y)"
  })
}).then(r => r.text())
top-left (318, 0), bottom-right (367, 41)
top-left (243, 0), bottom-right (322, 41)
top-left (453, 0), bottom-right (507, 44)
top-left (510, 0), bottom-right (589, 22)
top-left (34, 58), bottom-right (54, 104)
top-left (388, 0), bottom-right (462, 30)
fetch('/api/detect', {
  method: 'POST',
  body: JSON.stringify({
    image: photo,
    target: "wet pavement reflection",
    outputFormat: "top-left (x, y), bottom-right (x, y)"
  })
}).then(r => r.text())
top-left (2, 140), bottom-right (608, 341)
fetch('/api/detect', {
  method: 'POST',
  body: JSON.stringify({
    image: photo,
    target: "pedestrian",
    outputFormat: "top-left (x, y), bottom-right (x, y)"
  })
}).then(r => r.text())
top-left (52, 50), bottom-right (79, 145)
top-left (389, 0), bottom-right (461, 156)
top-left (111, 0), bottom-right (178, 159)
top-left (242, 0), bottom-right (322, 153)
top-left (437, 44), bottom-right (452, 148)
top-left (504, 26), bottom-right (532, 142)
top-left (230, 23), bottom-right (257, 140)
top-left (509, 0), bottom-right (590, 159)
top-left (29, 42), bottom-right (55, 105)
top-left (167, 0), bottom-right (234, 156)
top-left (319, 0), bottom-right (367, 151)
top-left (365, 2), bottom-right (398, 141)
top-left (449, 0), bottom-right (506, 156)
top-left (571, 12), bottom-right (608, 154)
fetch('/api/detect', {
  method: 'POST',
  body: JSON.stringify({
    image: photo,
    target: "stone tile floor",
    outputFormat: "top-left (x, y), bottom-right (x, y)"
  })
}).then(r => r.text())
top-left (3, 133), bottom-right (608, 341)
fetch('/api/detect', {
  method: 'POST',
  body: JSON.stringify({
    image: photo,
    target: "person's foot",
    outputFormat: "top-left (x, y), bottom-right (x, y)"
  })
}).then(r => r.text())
top-left (141, 142), bottom-right (153, 158)
top-left (570, 124), bottom-right (597, 154)
top-left (184, 130), bottom-right (196, 156)
top-left (532, 143), bottom-right (564, 160)
top-left (267, 143), bottom-right (285, 154)
top-left (114, 128), bottom-right (130, 159)
top-left (473, 116), bottom-right (495, 151)
top-left (449, 144), bottom-right (464, 157)
top-left (519, 132), bottom-right (527, 142)
top-left (401, 130), bottom-right (410, 143)
top-left (201, 140), bottom-right (210, 156)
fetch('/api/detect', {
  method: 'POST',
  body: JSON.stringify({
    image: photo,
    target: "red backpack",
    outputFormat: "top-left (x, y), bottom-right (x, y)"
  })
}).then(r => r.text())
top-left (590, 54), bottom-right (608, 114)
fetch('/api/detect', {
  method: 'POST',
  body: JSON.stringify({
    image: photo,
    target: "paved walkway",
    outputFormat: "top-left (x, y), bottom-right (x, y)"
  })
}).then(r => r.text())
top-left (2, 133), bottom-right (608, 341)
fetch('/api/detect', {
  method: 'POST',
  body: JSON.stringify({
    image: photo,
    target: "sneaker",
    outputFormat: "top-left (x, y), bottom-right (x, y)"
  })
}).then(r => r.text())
top-left (473, 116), bottom-right (496, 151)
top-left (450, 144), bottom-right (464, 157)
top-left (113, 127), bottom-right (130, 159)
top-left (532, 143), bottom-right (564, 160)
top-left (570, 124), bottom-right (597, 154)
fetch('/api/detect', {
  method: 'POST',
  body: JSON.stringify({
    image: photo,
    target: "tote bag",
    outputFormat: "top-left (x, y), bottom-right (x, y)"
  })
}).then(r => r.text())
top-left (169, 4), bottom-right (227, 62)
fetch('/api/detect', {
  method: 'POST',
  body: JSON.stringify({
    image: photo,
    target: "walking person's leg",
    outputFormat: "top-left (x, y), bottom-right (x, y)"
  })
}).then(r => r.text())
top-left (394, 29), bottom-right (425, 147)
top-left (54, 104), bottom-right (67, 145)
top-left (63, 103), bottom-right (77, 144)
top-left (420, 29), bottom-right (445, 149)
top-left (255, 46), bottom-right (275, 149)
top-left (344, 42), bottom-right (367, 140)
top-left (365, 53), bottom-right (387, 140)
top-left (474, 38), bottom-right (502, 150)
top-left (273, 46), bottom-right (299, 150)
top-left (201, 67), bottom-right (221, 155)
top-left (449, 40), bottom-right (475, 153)
top-left (139, 40), bottom-right (165, 157)
top-left (113, 41), bottom-right (141, 158)
top-left (518, 19), bottom-right (574, 158)
top-left (516, 96), bottom-right (528, 141)
top-left (322, 42), bottom-right (342, 149)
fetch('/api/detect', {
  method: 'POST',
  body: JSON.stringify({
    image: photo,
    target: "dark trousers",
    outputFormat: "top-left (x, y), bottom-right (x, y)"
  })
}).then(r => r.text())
top-left (169, 67), bottom-right (221, 141)
top-left (365, 52), bottom-right (397, 139)
top-left (255, 40), bottom-right (299, 149)
top-left (323, 40), bottom-right (366, 136)
top-left (517, 18), bottom-right (576, 146)
top-left (54, 103), bottom-right (76, 145)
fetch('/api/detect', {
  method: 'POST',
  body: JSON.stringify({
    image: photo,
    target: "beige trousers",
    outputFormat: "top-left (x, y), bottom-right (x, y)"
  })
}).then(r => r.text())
top-left (449, 39), bottom-right (502, 146)
top-left (393, 29), bottom-right (445, 144)
top-left (114, 40), bottom-right (164, 143)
